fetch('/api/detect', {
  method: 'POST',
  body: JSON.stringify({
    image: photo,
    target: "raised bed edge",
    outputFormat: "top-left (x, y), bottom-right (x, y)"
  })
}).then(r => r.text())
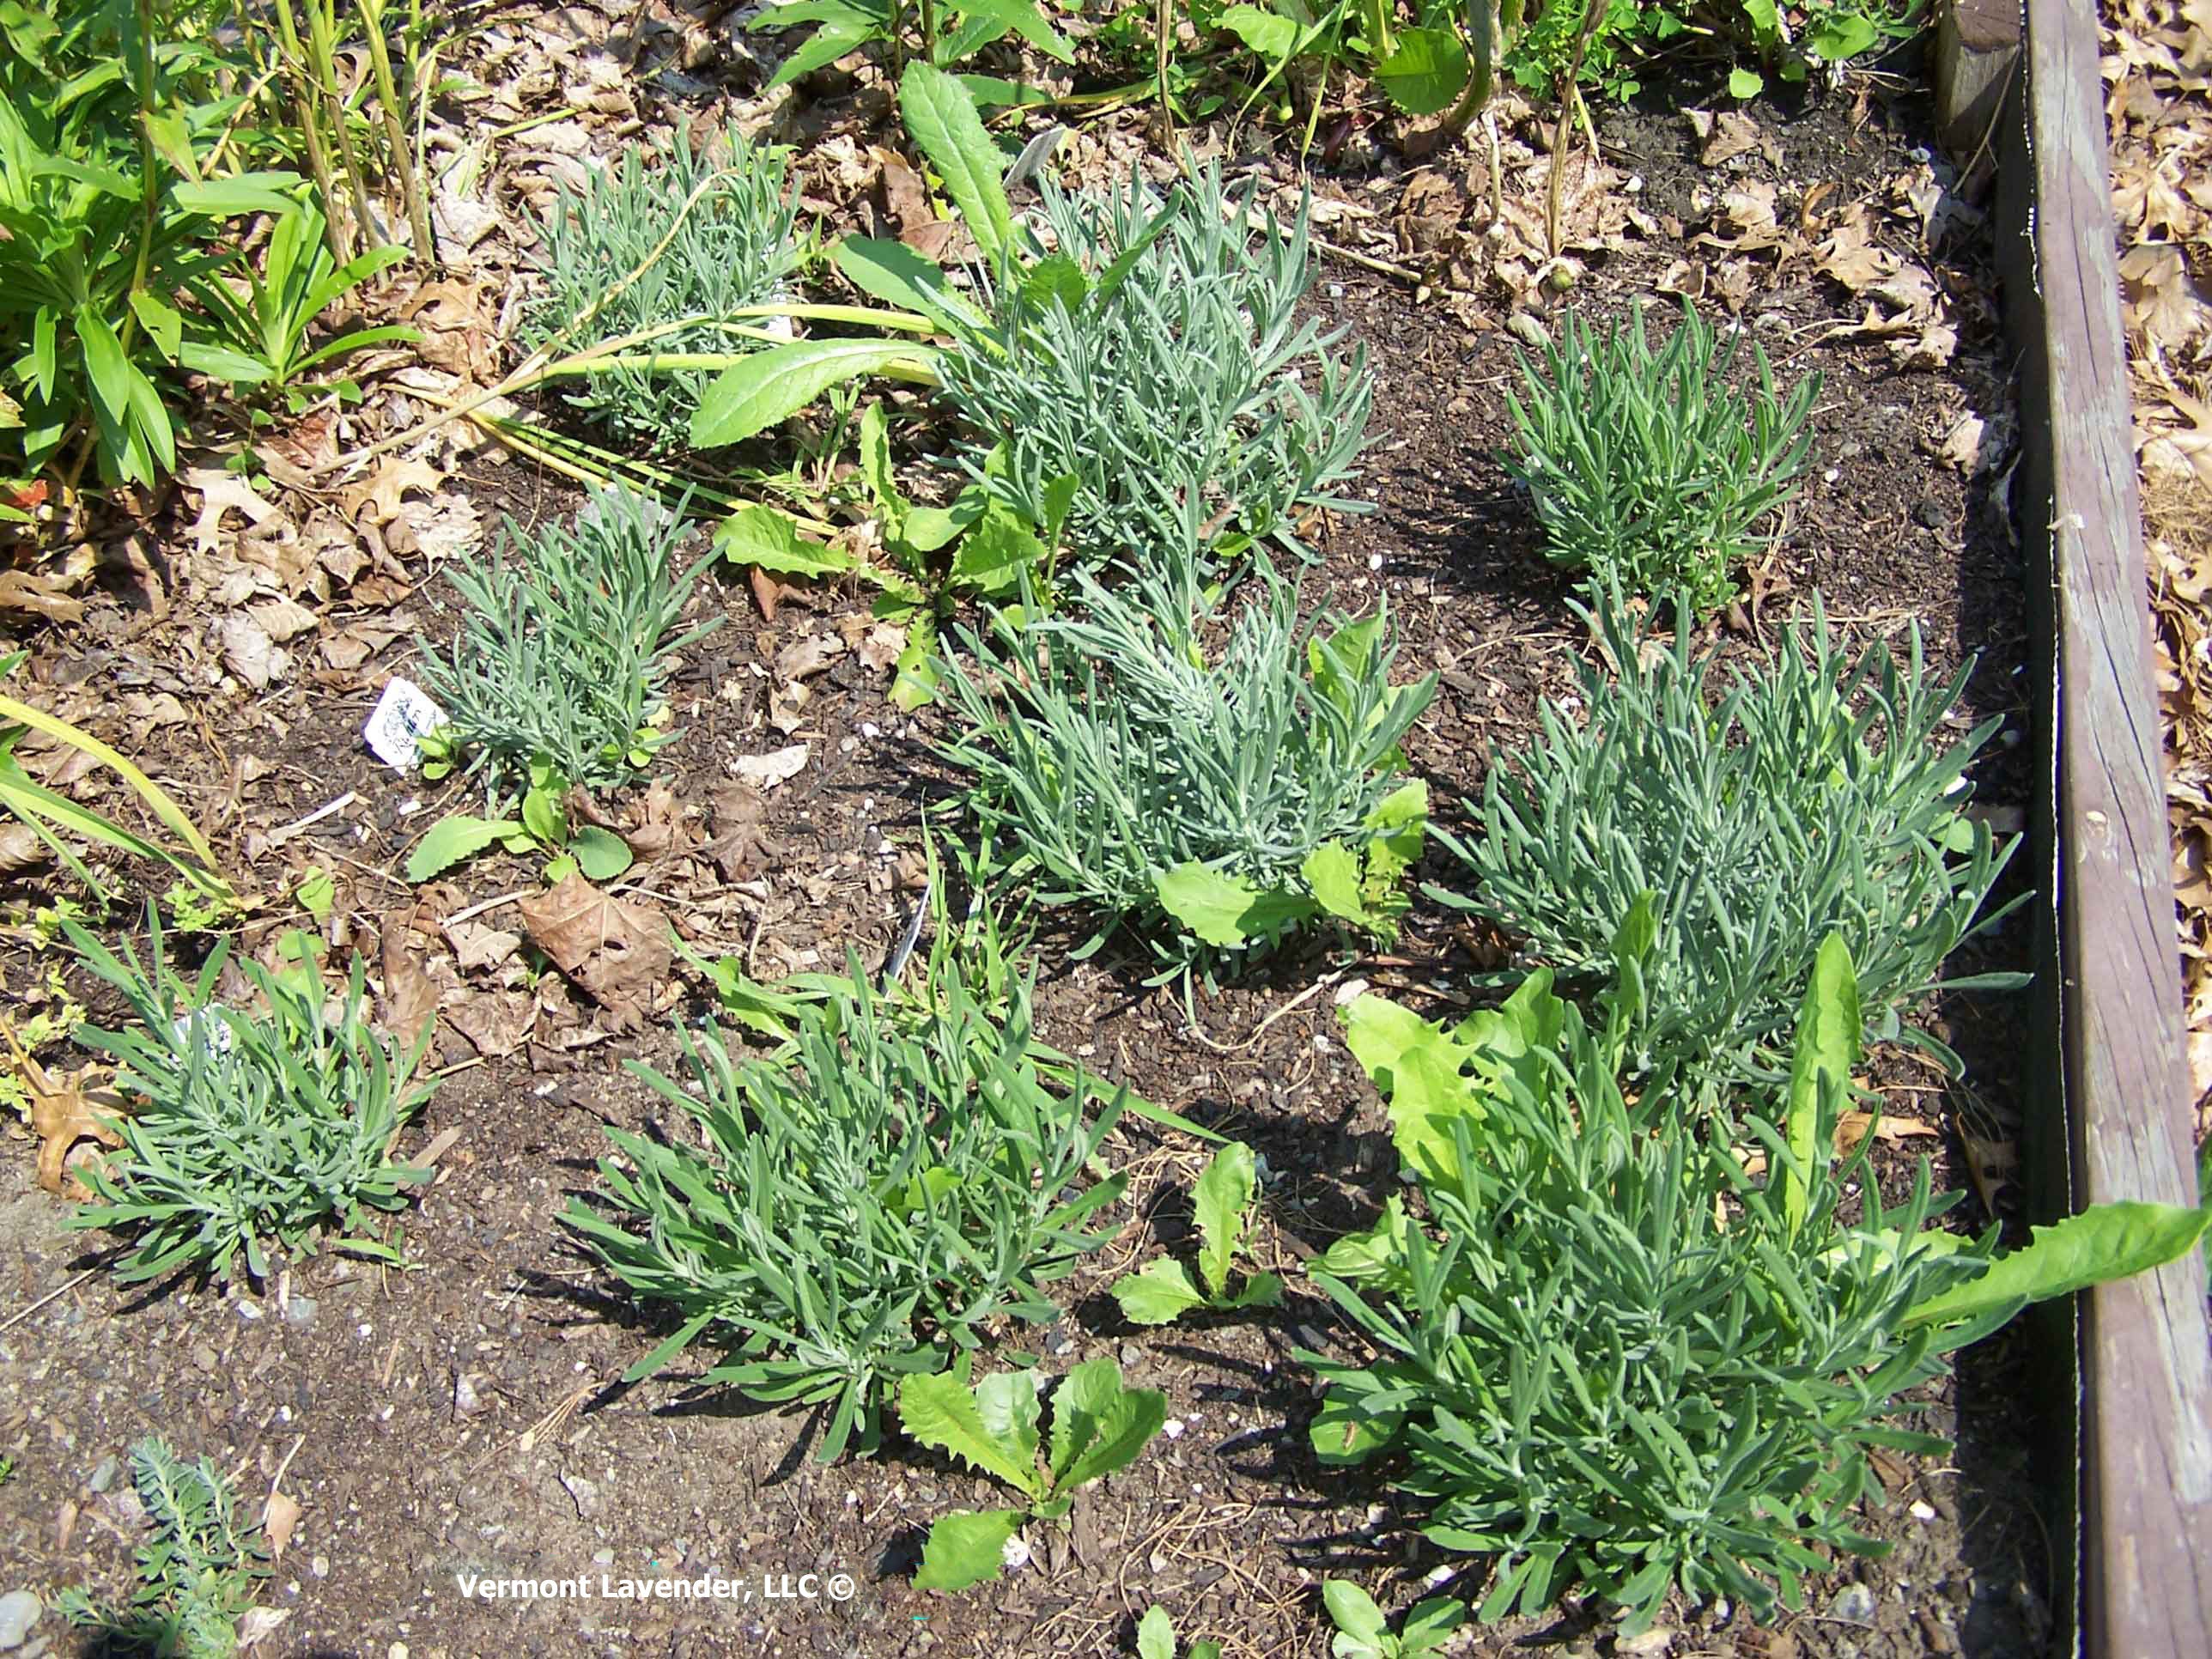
top-left (1993, 3), bottom-right (2212, 1651)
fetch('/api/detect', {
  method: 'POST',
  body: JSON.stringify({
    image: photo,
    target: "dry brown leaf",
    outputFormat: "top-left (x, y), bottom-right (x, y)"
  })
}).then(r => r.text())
top-left (0, 567), bottom-right (87, 624)
top-left (732, 742), bottom-right (809, 790)
top-left (703, 782), bottom-right (769, 882)
top-left (248, 595), bottom-right (319, 643)
top-left (27, 1060), bottom-right (131, 1197)
top-left (262, 1490), bottom-right (301, 1561)
top-left (185, 469), bottom-right (286, 556)
top-left (442, 987), bottom-right (538, 1058)
top-left (518, 873), bottom-right (672, 1027)
top-left (378, 915), bottom-right (442, 1048)
top-left (1834, 1111), bottom-right (1941, 1156)
top-left (0, 820), bottom-right (46, 874)
top-left (775, 634), bottom-right (844, 684)
top-left (443, 918), bottom-right (521, 974)
top-left (342, 457), bottom-right (444, 526)
top-left (216, 614), bottom-right (289, 690)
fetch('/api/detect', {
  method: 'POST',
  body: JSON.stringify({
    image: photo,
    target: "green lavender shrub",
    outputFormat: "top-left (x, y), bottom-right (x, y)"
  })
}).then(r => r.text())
top-left (566, 960), bottom-right (1126, 1462)
top-left (1305, 937), bottom-right (2212, 1635)
top-left (933, 164), bottom-right (1373, 575)
top-left (414, 483), bottom-right (718, 799)
top-left (1434, 589), bottom-right (2021, 1099)
top-left (934, 563), bottom-right (1435, 972)
top-left (1505, 301), bottom-right (1815, 616)
top-left (62, 911), bottom-right (434, 1285)
top-left (519, 122), bottom-right (801, 450)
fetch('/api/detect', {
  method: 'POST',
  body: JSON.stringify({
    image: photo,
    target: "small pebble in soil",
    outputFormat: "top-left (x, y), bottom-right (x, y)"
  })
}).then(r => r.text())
top-left (283, 1295), bottom-right (318, 1329)
top-left (87, 1455), bottom-right (117, 1493)
top-left (1830, 1583), bottom-right (1879, 1626)
top-left (0, 1591), bottom-right (41, 1650)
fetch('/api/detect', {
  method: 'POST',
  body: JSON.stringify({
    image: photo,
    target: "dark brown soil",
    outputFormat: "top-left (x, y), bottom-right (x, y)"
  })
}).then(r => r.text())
top-left (0, 51), bottom-right (2052, 1659)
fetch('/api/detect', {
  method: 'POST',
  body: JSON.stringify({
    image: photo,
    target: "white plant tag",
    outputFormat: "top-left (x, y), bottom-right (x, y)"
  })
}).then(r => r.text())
top-left (364, 678), bottom-right (448, 771)
top-left (172, 1007), bottom-right (235, 1058)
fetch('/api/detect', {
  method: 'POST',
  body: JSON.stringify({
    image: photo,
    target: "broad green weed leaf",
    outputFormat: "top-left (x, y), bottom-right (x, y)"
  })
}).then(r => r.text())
top-left (571, 825), bottom-right (634, 882)
top-left (1303, 842), bottom-right (1368, 925)
top-left (716, 505), bottom-right (859, 575)
top-left (1053, 1365), bottom-right (1165, 1493)
top-left (859, 400), bottom-right (901, 527)
top-left (1905, 1202), bottom-right (2212, 1329)
top-left (950, 0), bottom-right (1076, 61)
top-left (1372, 27), bottom-right (1472, 117)
top-left (1154, 862), bottom-right (1259, 946)
top-left (406, 815), bottom-right (521, 882)
top-left (1136, 1606), bottom-right (1176, 1659)
top-left (891, 614), bottom-right (939, 709)
top-left (898, 1370), bottom-right (1042, 1498)
top-left (974, 1369), bottom-right (1042, 1472)
top-left (1112, 1259), bottom-right (1206, 1326)
top-left (1047, 1354), bottom-right (1120, 1487)
top-left (951, 505), bottom-right (1047, 594)
top-left (1020, 252), bottom-right (1089, 313)
top-left (830, 235), bottom-right (990, 333)
top-left (1194, 1141), bottom-right (1256, 1297)
top-left (693, 339), bottom-right (932, 447)
top-left (1224, 1273), bottom-right (1282, 1309)
top-left (1342, 994), bottom-right (1482, 1187)
top-left (1321, 1579), bottom-right (1389, 1649)
top-left (1218, 3), bottom-right (1298, 61)
top-left (913, 1508), bottom-right (1022, 1590)
top-left (899, 63), bottom-right (1016, 268)
top-left (1400, 1595), bottom-right (1468, 1652)
top-left (1783, 933), bottom-right (1859, 1231)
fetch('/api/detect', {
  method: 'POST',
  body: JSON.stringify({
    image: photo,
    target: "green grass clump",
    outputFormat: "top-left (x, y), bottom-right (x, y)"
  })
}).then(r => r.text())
top-left (62, 912), bottom-right (434, 1285)
top-left (414, 483), bottom-right (718, 799)
top-left (1505, 300), bottom-right (1815, 616)
top-left (520, 122), bottom-right (801, 450)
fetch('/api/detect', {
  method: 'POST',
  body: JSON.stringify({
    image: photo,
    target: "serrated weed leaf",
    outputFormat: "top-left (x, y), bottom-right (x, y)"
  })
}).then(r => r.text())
top-left (899, 1370), bottom-right (1045, 1498)
top-left (898, 63), bottom-right (1017, 270)
top-left (1111, 1259), bottom-right (1207, 1326)
top-left (1047, 1357), bottom-right (1166, 1494)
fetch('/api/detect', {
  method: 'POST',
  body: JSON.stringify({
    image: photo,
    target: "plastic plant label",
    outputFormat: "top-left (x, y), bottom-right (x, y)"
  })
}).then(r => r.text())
top-left (171, 1007), bottom-right (235, 1058)
top-left (363, 678), bottom-right (449, 771)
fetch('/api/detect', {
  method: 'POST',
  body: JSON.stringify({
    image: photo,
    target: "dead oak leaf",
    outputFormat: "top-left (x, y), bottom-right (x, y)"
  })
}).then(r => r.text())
top-left (185, 469), bottom-right (286, 556)
top-left (28, 1061), bottom-right (131, 1197)
top-left (519, 873), bottom-right (672, 1027)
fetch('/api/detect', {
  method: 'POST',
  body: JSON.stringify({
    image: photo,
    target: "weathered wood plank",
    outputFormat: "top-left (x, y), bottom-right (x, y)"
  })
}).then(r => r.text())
top-left (1998, 3), bottom-right (2212, 1654)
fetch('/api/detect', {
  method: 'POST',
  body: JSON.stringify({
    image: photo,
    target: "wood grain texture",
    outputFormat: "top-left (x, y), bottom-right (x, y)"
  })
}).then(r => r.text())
top-left (2001, 3), bottom-right (2212, 1654)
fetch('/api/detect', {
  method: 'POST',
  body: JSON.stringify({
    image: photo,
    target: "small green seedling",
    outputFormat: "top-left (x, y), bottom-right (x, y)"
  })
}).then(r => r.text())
top-left (1136, 1603), bottom-right (1221, 1659)
top-left (1321, 1580), bottom-right (1465, 1659)
top-left (902, 1358), bottom-right (1166, 1591)
top-left (58, 1437), bottom-right (272, 1650)
top-left (406, 755), bottom-right (634, 884)
top-left (1113, 1140), bottom-right (1283, 1324)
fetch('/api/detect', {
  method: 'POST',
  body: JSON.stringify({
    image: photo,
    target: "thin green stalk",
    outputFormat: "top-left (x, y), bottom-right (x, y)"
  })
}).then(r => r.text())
top-left (358, 0), bottom-right (434, 264)
top-left (306, 0), bottom-right (380, 247)
top-left (271, 0), bottom-right (350, 261)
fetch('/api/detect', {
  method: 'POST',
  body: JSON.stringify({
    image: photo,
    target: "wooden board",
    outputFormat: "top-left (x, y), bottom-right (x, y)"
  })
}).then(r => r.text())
top-left (1990, 2), bottom-right (2212, 1652)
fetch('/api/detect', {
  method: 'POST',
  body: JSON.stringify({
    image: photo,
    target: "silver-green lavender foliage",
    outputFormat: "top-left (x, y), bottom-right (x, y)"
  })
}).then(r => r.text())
top-left (61, 913), bottom-right (434, 1285)
top-left (416, 484), bottom-right (719, 799)
top-left (935, 564), bottom-right (1434, 967)
top-left (934, 166), bottom-right (1373, 576)
top-left (520, 122), bottom-right (801, 449)
top-left (1433, 590), bottom-right (2022, 1098)
top-left (1506, 301), bottom-right (1816, 617)
top-left (565, 961), bottom-right (1126, 1463)
top-left (1304, 965), bottom-right (2014, 1638)
top-left (58, 1437), bottom-right (270, 1656)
